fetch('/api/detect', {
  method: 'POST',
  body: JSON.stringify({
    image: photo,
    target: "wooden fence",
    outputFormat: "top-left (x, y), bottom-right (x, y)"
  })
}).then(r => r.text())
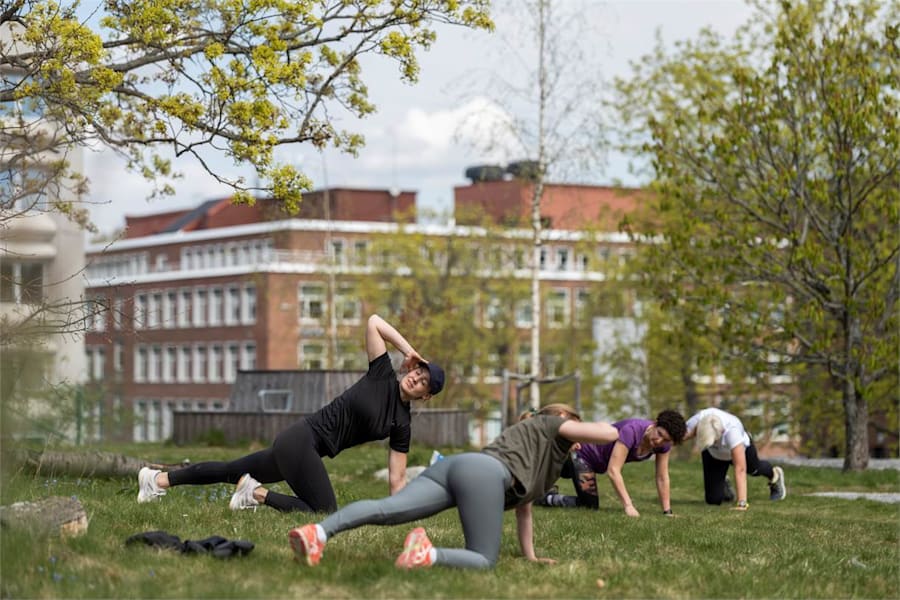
top-left (172, 408), bottom-right (471, 448)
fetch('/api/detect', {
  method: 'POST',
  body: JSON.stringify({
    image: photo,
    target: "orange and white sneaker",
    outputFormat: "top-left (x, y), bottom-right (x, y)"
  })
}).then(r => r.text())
top-left (289, 524), bottom-right (325, 566)
top-left (395, 527), bottom-right (434, 569)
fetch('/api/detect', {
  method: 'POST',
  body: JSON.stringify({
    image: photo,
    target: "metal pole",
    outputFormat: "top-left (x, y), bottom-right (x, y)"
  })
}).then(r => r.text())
top-left (75, 386), bottom-right (83, 446)
top-left (501, 369), bottom-right (509, 429)
top-left (574, 369), bottom-right (582, 416)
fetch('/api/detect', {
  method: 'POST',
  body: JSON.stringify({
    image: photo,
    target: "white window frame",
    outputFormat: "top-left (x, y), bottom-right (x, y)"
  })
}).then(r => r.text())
top-left (225, 286), bottom-right (240, 325)
top-left (135, 346), bottom-right (148, 382)
top-left (209, 344), bottom-right (223, 382)
top-left (209, 287), bottom-right (223, 326)
top-left (299, 283), bottom-right (325, 323)
top-left (134, 294), bottom-right (147, 330)
top-left (178, 346), bottom-right (192, 383)
top-left (177, 289), bottom-right (191, 327)
top-left (241, 285), bottom-right (256, 324)
top-left (335, 285), bottom-right (361, 324)
top-left (225, 343), bottom-right (240, 382)
top-left (193, 288), bottom-right (208, 327)
top-left (299, 342), bottom-right (325, 369)
top-left (164, 291), bottom-right (177, 328)
top-left (241, 342), bottom-right (256, 370)
top-left (259, 389), bottom-right (293, 413)
top-left (113, 342), bottom-right (123, 373)
top-left (149, 345), bottom-right (162, 382)
top-left (515, 301), bottom-right (533, 328)
top-left (163, 346), bottom-right (176, 383)
top-left (546, 288), bottom-right (570, 328)
top-left (193, 345), bottom-right (207, 382)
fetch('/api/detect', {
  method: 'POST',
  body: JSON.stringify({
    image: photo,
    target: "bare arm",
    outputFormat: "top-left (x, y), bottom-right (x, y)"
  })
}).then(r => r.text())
top-left (558, 420), bottom-right (619, 445)
top-left (655, 451), bottom-right (672, 514)
top-left (388, 449), bottom-right (408, 495)
top-left (606, 442), bottom-right (639, 517)
top-left (365, 314), bottom-right (425, 368)
top-left (515, 502), bottom-right (556, 564)
top-left (731, 445), bottom-right (748, 509)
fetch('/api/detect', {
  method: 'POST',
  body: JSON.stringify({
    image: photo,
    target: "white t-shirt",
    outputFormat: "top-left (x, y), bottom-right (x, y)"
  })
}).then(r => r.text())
top-left (686, 407), bottom-right (751, 461)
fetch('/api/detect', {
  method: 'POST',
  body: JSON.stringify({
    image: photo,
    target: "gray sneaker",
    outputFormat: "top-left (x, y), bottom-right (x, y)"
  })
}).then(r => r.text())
top-left (769, 466), bottom-right (786, 501)
top-left (229, 473), bottom-right (260, 510)
top-left (722, 476), bottom-right (736, 502)
top-left (137, 467), bottom-right (166, 503)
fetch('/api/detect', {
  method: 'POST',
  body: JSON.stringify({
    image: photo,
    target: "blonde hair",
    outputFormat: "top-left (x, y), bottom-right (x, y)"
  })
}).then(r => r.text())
top-left (697, 414), bottom-right (724, 449)
top-left (519, 403), bottom-right (581, 422)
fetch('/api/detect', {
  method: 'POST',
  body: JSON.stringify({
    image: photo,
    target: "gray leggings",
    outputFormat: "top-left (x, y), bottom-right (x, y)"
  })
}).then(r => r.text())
top-left (320, 452), bottom-right (512, 569)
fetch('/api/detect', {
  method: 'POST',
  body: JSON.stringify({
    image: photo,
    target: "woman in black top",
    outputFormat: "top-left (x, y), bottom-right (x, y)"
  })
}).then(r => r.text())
top-left (136, 314), bottom-right (445, 513)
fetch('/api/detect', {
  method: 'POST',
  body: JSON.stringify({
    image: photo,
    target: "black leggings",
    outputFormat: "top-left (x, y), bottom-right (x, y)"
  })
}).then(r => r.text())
top-left (166, 419), bottom-right (337, 513)
top-left (701, 444), bottom-right (774, 505)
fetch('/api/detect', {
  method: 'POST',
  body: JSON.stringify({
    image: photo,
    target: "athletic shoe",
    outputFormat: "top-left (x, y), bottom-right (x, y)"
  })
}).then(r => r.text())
top-left (769, 466), bottom-right (787, 501)
top-left (289, 524), bottom-right (325, 566)
top-left (722, 477), bottom-right (736, 502)
top-left (229, 473), bottom-right (260, 510)
top-left (395, 527), bottom-right (434, 569)
top-left (137, 467), bottom-right (166, 503)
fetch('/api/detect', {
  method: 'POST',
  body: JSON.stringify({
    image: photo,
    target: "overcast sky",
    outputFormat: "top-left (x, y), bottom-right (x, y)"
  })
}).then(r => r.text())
top-left (82, 0), bottom-right (755, 235)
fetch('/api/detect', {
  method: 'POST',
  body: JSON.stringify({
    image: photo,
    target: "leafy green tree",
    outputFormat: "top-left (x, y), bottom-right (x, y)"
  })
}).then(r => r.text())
top-left (1, 0), bottom-right (492, 226)
top-left (614, 0), bottom-right (899, 469)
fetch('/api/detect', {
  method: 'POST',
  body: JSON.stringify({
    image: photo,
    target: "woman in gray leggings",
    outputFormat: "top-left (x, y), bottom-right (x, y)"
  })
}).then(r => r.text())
top-left (289, 404), bottom-right (619, 569)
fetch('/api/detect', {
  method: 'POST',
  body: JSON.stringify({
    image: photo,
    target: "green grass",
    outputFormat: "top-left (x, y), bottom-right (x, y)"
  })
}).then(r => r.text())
top-left (2, 442), bottom-right (898, 599)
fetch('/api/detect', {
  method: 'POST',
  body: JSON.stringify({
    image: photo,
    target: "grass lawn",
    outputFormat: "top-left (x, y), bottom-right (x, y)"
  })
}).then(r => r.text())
top-left (1, 441), bottom-right (898, 599)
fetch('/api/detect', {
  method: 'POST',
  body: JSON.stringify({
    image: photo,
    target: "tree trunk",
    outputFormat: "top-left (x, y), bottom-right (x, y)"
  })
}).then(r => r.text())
top-left (9, 448), bottom-right (187, 478)
top-left (843, 381), bottom-right (869, 471)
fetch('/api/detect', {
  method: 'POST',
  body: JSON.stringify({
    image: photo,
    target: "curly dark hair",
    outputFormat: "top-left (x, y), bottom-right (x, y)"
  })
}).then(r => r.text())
top-left (656, 409), bottom-right (687, 445)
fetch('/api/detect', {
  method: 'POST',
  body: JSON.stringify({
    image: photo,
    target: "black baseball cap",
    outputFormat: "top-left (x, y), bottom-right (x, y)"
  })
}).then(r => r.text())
top-left (420, 361), bottom-right (445, 395)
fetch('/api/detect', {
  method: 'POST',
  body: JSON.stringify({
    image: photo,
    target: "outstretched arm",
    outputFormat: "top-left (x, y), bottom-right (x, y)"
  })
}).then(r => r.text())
top-left (558, 420), bottom-right (619, 446)
top-left (515, 502), bottom-right (556, 564)
top-left (366, 314), bottom-right (425, 368)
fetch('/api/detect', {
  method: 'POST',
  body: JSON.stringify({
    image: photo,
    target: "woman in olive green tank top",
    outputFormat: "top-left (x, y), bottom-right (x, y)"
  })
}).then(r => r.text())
top-left (288, 404), bottom-right (618, 569)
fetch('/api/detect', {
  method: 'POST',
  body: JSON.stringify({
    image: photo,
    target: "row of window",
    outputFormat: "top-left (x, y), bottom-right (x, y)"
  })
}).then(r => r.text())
top-left (86, 285), bottom-right (257, 331)
top-left (132, 342), bottom-right (257, 384)
top-left (87, 234), bottom-right (632, 282)
top-left (86, 239), bottom-right (277, 280)
top-left (180, 239), bottom-right (275, 271)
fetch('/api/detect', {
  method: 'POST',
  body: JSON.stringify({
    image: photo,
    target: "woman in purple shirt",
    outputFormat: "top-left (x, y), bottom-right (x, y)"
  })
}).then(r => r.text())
top-left (539, 410), bottom-right (686, 517)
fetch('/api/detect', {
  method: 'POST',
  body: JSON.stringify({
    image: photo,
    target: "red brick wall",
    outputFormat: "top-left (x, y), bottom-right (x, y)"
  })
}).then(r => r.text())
top-left (260, 272), bottom-right (301, 370)
top-left (454, 181), bottom-right (645, 230)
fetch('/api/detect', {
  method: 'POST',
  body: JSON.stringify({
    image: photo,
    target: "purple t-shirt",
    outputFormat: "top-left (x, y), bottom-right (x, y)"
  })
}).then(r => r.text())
top-left (576, 418), bottom-right (671, 473)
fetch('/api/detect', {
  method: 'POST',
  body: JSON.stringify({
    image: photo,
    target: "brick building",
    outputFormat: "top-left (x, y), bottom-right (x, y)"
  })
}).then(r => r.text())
top-left (83, 183), bottom-right (643, 442)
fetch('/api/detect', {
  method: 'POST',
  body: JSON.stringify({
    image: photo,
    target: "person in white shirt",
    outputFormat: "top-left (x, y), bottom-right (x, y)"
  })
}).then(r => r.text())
top-left (684, 407), bottom-right (786, 510)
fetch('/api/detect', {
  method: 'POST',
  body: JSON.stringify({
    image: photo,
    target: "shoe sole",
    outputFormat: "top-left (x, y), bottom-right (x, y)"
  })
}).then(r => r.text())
top-left (137, 467), bottom-right (161, 503)
top-left (771, 467), bottom-right (787, 500)
top-left (229, 474), bottom-right (257, 510)
top-left (289, 528), bottom-right (320, 566)
top-left (395, 528), bottom-right (431, 569)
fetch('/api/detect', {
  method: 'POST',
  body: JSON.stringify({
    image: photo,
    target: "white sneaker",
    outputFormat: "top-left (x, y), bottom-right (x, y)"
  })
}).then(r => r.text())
top-left (769, 466), bottom-right (787, 501)
top-left (137, 467), bottom-right (166, 503)
top-left (229, 473), bottom-right (261, 510)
